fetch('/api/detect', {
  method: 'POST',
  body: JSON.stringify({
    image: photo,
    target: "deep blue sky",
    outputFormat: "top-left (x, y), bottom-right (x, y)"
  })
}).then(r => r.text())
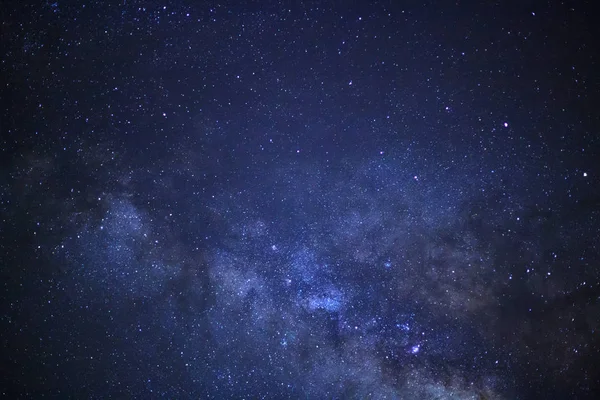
top-left (2, 1), bottom-right (599, 398)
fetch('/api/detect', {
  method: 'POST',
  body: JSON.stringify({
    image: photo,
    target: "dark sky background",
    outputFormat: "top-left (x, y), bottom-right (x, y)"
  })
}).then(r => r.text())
top-left (2, 1), bottom-right (600, 398)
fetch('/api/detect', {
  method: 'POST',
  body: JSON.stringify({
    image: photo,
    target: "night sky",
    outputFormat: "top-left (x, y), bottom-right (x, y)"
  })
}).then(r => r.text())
top-left (2, 1), bottom-right (600, 398)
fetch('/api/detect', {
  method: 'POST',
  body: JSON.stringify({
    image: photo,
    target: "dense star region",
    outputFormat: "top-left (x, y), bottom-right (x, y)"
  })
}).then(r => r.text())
top-left (1, 1), bottom-right (600, 398)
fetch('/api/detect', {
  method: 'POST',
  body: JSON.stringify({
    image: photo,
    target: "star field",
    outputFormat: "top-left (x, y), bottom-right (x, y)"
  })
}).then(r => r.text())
top-left (2, 1), bottom-right (600, 398)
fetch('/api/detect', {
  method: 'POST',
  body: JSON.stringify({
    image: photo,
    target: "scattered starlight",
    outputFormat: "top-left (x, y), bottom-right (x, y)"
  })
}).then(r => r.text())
top-left (2, 1), bottom-right (598, 399)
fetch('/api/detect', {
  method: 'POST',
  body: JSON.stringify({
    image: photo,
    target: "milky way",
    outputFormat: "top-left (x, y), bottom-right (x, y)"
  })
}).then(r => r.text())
top-left (2, 1), bottom-right (599, 398)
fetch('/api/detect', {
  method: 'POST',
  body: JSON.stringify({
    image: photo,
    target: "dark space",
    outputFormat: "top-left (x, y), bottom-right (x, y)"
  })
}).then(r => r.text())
top-left (1, 1), bottom-right (599, 398)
